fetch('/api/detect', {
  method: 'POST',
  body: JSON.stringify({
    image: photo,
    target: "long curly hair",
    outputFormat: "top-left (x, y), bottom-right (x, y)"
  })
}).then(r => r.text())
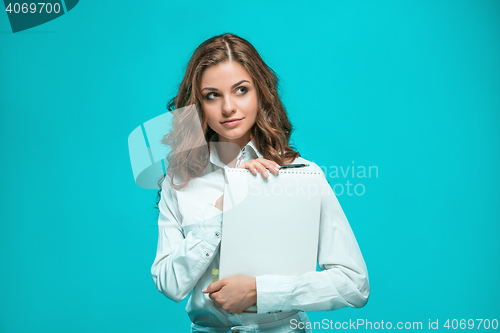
top-left (155, 32), bottom-right (300, 210)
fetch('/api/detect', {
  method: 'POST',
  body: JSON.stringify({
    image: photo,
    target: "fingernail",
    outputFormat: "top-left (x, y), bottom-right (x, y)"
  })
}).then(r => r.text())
top-left (264, 170), bottom-right (269, 177)
top-left (202, 288), bottom-right (207, 292)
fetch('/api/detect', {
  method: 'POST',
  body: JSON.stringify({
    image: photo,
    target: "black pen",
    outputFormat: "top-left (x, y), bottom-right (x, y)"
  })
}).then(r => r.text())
top-left (279, 163), bottom-right (310, 169)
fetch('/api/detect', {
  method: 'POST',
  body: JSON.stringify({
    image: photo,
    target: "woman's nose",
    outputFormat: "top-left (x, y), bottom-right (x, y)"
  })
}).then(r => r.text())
top-left (222, 95), bottom-right (236, 114)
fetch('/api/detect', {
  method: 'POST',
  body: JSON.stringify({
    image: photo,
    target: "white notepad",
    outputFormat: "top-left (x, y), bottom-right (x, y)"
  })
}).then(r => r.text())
top-left (219, 168), bottom-right (323, 281)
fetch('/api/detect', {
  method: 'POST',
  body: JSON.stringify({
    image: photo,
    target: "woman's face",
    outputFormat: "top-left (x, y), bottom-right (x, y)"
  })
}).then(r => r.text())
top-left (200, 61), bottom-right (258, 148)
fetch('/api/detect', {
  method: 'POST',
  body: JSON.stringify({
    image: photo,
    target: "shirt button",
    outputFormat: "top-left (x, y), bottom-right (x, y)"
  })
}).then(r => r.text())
top-left (215, 231), bottom-right (220, 237)
top-left (205, 253), bottom-right (210, 258)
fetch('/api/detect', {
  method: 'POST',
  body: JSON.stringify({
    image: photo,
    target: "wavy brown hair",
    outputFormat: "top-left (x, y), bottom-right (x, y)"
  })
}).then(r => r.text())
top-left (155, 32), bottom-right (300, 210)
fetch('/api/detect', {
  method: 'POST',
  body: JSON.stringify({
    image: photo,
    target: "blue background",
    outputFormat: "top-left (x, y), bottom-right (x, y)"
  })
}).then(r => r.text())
top-left (1, 0), bottom-right (499, 332)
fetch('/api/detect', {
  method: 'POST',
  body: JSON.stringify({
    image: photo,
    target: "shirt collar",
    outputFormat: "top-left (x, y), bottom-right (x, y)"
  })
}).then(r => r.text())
top-left (209, 137), bottom-right (263, 169)
top-left (245, 138), bottom-right (263, 159)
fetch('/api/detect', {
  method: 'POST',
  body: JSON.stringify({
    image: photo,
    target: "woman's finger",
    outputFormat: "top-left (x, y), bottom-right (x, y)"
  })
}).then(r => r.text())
top-left (245, 160), bottom-right (272, 178)
top-left (238, 158), bottom-right (281, 177)
top-left (253, 162), bottom-right (269, 178)
top-left (251, 158), bottom-right (281, 176)
top-left (238, 160), bottom-right (258, 175)
top-left (256, 158), bottom-right (281, 174)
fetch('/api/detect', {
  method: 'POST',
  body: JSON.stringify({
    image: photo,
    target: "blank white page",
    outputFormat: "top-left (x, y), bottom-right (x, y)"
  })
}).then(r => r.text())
top-left (219, 168), bottom-right (323, 280)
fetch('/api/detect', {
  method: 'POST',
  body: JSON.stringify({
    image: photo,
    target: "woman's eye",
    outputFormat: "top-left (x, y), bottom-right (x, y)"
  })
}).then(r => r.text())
top-left (236, 87), bottom-right (248, 95)
top-left (205, 92), bottom-right (217, 100)
top-left (205, 88), bottom-right (247, 100)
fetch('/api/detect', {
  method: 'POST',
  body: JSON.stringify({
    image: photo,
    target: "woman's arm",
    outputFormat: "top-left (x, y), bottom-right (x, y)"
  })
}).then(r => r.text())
top-left (151, 178), bottom-right (223, 303)
top-left (254, 164), bottom-right (370, 314)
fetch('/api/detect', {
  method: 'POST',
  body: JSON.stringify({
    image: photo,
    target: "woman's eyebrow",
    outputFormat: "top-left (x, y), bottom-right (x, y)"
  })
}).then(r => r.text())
top-left (201, 80), bottom-right (251, 92)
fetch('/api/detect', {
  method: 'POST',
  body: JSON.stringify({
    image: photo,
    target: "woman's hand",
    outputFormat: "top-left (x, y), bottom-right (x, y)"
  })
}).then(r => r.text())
top-left (202, 274), bottom-right (257, 314)
top-left (213, 158), bottom-right (281, 211)
top-left (238, 157), bottom-right (281, 178)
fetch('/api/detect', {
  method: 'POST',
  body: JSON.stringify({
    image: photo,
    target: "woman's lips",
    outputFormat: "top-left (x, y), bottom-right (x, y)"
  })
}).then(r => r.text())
top-left (221, 119), bottom-right (243, 127)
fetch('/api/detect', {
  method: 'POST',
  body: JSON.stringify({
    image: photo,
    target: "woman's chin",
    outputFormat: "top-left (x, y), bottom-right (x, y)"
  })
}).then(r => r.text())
top-left (217, 131), bottom-right (246, 141)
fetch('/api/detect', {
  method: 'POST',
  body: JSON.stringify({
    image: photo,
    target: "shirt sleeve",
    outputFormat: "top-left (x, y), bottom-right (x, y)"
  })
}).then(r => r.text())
top-left (151, 177), bottom-right (223, 303)
top-left (255, 166), bottom-right (370, 314)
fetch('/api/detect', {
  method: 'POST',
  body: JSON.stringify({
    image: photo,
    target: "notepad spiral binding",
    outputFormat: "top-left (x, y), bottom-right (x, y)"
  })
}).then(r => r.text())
top-left (226, 169), bottom-right (322, 175)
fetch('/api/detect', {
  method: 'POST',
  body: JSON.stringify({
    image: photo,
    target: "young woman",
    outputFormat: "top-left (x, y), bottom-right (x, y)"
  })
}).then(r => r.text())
top-left (151, 33), bottom-right (370, 333)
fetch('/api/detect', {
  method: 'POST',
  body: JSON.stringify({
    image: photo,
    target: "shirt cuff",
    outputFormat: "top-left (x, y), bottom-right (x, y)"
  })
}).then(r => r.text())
top-left (255, 275), bottom-right (294, 314)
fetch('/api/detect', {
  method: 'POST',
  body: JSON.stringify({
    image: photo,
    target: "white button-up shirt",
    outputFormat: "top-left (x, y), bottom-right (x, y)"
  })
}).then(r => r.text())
top-left (151, 138), bottom-right (370, 330)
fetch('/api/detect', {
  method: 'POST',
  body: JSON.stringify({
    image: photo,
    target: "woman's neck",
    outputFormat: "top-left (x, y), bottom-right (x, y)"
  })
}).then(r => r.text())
top-left (216, 135), bottom-right (252, 167)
